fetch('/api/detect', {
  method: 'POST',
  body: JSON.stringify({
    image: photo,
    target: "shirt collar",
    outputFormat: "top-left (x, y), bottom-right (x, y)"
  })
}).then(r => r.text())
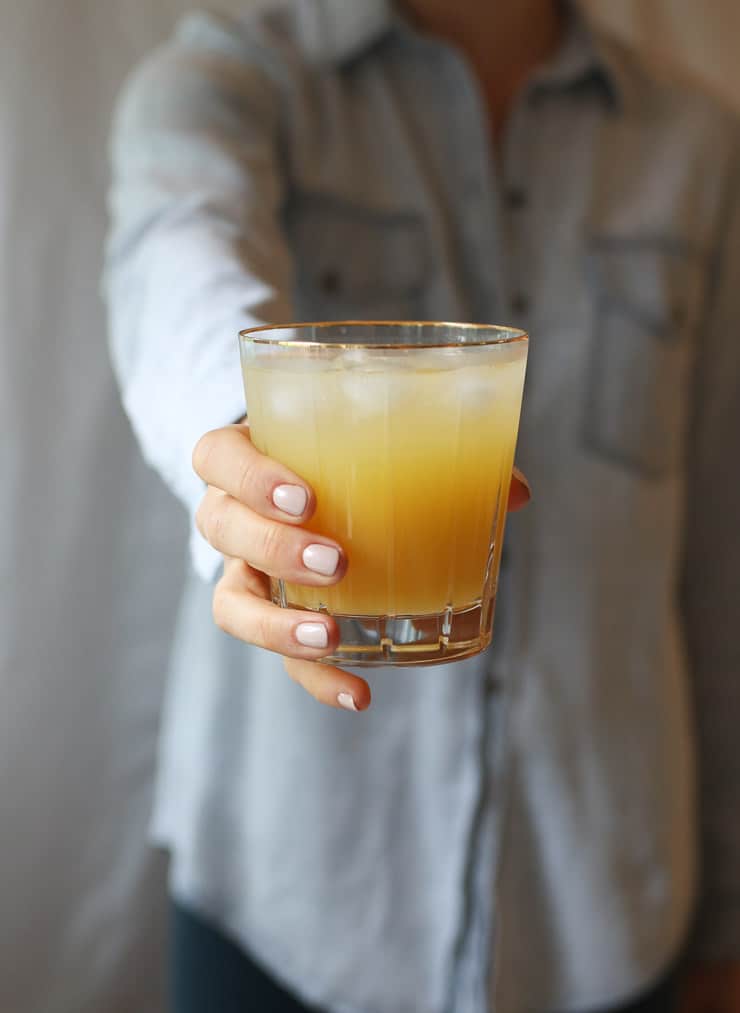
top-left (296, 0), bottom-right (393, 65)
top-left (298, 0), bottom-right (635, 113)
top-left (528, 4), bottom-right (638, 113)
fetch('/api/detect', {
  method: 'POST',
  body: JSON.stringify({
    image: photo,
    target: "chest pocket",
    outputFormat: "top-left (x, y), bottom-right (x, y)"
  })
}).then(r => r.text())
top-left (287, 193), bottom-right (429, 322)
top-left (583, 238), bottom-right (705, 479)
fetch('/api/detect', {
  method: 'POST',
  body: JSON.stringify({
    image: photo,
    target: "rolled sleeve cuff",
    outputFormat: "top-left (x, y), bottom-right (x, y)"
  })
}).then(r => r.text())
top-left (122, 357), bottom-right (245, 584)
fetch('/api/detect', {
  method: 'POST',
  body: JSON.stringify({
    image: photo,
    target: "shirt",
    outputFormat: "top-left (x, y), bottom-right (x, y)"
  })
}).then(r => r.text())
top-left (104, 1), bottom-right (740, 1010)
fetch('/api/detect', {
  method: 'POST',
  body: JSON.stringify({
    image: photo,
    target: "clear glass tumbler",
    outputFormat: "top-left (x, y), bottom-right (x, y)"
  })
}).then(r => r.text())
top-left (239, 321), bottom-right (528, 666)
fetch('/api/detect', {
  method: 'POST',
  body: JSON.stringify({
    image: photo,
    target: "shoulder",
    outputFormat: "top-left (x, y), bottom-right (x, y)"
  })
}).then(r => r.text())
top-left (594, 26), bottom-right (740, 162)
top-left (170, 2), bottom-right (315, 75)
top-left (113, 3), bottom-right (319, 133)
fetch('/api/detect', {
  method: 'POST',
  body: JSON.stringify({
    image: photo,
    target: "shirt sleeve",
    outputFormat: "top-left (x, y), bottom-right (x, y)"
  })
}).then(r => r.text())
top-left (681, 135), bottom-right (740, 960)
top-left (103, 12), bottom-right (294, 582)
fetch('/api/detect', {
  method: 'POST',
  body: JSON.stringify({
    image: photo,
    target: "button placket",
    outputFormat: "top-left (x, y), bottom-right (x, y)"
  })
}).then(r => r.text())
top-left (504, 186), bottom-right (528, 212)
top-left (499, 95), bottom-right (535, 321)
top-left (442, 48), bottom-right (506, 318)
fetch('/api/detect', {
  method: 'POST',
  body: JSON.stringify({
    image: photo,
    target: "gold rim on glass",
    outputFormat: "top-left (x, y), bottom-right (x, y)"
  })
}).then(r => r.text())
top-left (239, 320), bottom-right (529, 350)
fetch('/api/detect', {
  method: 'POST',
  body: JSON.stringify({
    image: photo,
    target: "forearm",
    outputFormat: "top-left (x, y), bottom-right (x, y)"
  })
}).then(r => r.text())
top-left (103, 13), bottom-right (293, 577)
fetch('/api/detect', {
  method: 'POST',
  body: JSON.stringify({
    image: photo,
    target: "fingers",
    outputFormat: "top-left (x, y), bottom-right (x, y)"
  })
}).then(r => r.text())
top-left (194, 424), bottom-right (532, 525)
top-left (196, 487), bottom-right (346, 585)
top-left (193, 423), bottom-right (315, 525)
top-left (284, 658), bottom-right (372, 713)
top-left (197, 423), bottom-right (529, 719)
top-left (215, 561), bottom-right (371, 711)
top-left (508, 467), bottom-right (531, 512)
top-left (214, 558), bottom-right (341, 662)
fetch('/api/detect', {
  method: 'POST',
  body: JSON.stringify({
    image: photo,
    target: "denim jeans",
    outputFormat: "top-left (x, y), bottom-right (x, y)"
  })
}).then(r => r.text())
top-left (170, 902), bottom-right (678, 1013)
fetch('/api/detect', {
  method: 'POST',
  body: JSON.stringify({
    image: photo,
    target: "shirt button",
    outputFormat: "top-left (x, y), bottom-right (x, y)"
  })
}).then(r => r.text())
top-left (511, 292), bottom-right (530, 316)
top-left (504, 187), bottom-right (528, 211)
top-left (484, 673), bottom-right (499, 697)
top-left (320, 270), bottom-right (342, 296)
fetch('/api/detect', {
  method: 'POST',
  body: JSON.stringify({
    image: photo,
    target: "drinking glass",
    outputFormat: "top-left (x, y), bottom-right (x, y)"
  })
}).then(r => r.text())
top-left (239, 321), bottom-right (528, 666)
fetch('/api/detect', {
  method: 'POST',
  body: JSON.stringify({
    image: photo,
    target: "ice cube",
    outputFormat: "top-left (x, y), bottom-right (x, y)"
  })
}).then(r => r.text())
top-left (453, 366), bottom-right (498, 411)
top-left (341, 348), bottom-right (373, 369)
top-left (339, 369), bottom-right (393, 418)
top-left (264, 373), bottom-right (313, 422)
top-left (454, 357), bottom-right (526, 414)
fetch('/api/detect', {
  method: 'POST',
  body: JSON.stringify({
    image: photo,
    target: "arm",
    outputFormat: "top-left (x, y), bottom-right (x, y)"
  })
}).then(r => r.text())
top-left (104, 12), bottom-right (293, 580)
top-left (104, 11), bottom-right (534, 710)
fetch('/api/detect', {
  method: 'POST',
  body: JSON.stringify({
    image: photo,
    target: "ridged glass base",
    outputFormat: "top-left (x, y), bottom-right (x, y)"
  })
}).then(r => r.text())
top-left (290, 599), bottom-right (495, 667)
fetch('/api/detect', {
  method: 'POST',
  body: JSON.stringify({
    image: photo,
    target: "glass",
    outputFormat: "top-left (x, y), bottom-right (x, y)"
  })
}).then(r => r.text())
top-left (239, 321), bottom-right (528, 666)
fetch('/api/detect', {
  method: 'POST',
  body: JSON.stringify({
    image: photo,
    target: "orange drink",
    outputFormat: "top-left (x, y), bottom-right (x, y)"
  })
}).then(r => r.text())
top-left (240, 322), bottom-right (527, 666)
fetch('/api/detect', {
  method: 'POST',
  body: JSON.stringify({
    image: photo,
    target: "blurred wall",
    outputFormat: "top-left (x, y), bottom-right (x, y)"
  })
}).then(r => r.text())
top-left (0, 3), bottom-right (738, 1013)
top-left (0, 3), bottom-right (244, 1013)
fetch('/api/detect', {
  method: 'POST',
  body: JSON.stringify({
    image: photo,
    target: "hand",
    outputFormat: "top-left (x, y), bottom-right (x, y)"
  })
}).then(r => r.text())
top-left (193, 422), bottom-right (531, 712)
top-left (679, 961), bottom-right (740, 1013)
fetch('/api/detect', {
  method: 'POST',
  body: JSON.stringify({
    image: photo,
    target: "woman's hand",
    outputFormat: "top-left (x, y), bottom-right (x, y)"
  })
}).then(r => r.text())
top-left (193, 421), bottom-right (531, 712)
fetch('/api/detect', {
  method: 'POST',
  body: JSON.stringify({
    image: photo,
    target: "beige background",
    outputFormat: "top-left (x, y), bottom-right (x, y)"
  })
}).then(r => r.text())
top-left (0, 4), bottom-right (738, 1013)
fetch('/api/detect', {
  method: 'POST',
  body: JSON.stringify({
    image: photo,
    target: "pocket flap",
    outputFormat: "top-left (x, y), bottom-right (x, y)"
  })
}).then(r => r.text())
top-left (583, 236), bottom-right (706, 478)
top-left (589, 237), bottom-right (704, 337)
top-left (289, 192), bottom-right (429, 301)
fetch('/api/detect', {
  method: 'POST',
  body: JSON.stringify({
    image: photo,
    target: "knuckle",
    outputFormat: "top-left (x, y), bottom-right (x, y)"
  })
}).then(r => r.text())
top-left (235, 453), bottom-right (259, 504)
top-left (283, 658), bottom-right (301, 685)
top-left (211, 584), bottom-right (231, 633)
top-left (258, 520), bottom-right (285, 570)
top-left (254, 609), bottom-right (278, 649)
top-left (192, 430), bottom-right (218, 479)
top-left (202, 498), bottom-right (229, 548)
top-left (195, 491), bottom-right (216, 539)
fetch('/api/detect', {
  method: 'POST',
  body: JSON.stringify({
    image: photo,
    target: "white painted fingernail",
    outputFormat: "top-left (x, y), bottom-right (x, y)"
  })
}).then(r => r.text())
top-left (512, 467), bottom-right (531, 496)
top-left (337, 692), bottom-right (358, 712)
top-left (273, 484), bottom-right (308, 517)
top-left (303, 544), bottom-right (340, 576)
top-left (295, 623), bottom-right (329, 649)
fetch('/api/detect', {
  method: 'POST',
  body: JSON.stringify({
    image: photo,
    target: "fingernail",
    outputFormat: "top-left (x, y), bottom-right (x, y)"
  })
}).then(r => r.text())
top-left (303, 544), bottom-right (340, 577)
top-left (273, 484), bottom-right (308, 517)
top-left (512, 466), bottom-right (531, 497)
top-left (337, 692), bottom-right (358, 712)
top-left (295, 622), bottom-right (329, 649)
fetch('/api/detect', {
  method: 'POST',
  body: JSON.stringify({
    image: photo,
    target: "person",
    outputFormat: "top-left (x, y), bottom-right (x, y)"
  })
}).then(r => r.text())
top-left (104, 0), bottom-right (740, 1009)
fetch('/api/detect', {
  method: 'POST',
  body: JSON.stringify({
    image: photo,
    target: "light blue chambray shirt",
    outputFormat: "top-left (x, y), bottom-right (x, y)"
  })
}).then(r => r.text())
top-left (104, 2), bottom-right (740, 1010)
